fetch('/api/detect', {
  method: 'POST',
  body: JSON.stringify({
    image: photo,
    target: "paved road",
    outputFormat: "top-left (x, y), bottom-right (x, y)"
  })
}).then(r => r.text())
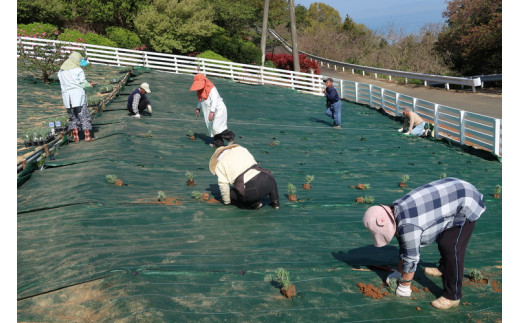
top-left (320, 66), bottom-right (502, 119)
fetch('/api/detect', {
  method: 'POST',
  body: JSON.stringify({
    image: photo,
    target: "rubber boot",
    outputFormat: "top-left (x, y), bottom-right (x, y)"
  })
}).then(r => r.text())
top-left (71, 128), bottom-right (80, 142)
top-left (84, 130), bottom-right (94, 141)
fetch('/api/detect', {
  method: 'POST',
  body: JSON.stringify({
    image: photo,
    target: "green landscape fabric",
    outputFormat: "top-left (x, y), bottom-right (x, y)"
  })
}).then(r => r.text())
top-left (18, 70), bottom-right (502, 322)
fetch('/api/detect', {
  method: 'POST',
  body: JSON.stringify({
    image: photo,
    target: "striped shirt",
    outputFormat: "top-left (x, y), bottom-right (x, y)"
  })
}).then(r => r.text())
top-left (392, 177), bottom-right (485, 272)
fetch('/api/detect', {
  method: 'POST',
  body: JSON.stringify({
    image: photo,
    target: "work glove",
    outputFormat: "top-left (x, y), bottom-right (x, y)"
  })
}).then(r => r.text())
top-left (396, 283), bottom-right (412, 297)
top-left (147, 105), bottom-right (152, 113)
top-left (397, 128), bottom-right (404, 132)
top-left (195, 109), bottom-right (200, 118)
top-left (133, 113), bottom-right (141, 118)
top-left (386, 270), bottom-right (401, 284)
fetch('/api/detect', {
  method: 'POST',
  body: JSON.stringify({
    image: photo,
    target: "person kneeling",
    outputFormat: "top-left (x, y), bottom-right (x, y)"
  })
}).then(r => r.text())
top-left (209, 144), bottom-right (279, 209)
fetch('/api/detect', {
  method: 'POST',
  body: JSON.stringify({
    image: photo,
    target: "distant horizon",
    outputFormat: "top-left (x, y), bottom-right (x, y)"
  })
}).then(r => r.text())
top-left (293, 0), bottom-right (447, 34)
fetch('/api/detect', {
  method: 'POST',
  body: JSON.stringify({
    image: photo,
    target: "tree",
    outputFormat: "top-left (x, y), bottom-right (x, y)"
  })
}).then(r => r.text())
top-left (436, 0), bottom-right (502, 75)
top-left (203, 0), bottom-right (257, 36)
top-left (304, 2), bottom-right (342, 31)
top-left (17, 0), bottom-right (67, 26)
top-left (134, 0), bottom-right (218, 54)
top-left (17, 40), bottom-right (71, 83)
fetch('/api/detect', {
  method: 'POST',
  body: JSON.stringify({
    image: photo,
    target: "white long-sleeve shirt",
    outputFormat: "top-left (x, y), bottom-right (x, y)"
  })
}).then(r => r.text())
top-left (197, 87), bottom-right (228, 136)
top-left (58, 67), bottom-right (89, 109)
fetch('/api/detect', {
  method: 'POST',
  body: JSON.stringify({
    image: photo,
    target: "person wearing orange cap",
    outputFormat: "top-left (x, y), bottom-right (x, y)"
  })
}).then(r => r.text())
top-left (362, 177), bottom-right (485, 309)
top-left (189, 73), bottom-right (235, 147)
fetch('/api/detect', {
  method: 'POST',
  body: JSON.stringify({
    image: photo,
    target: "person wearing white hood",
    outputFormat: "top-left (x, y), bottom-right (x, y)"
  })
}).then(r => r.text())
top-left (57, 52), bottom-right (93, 142)
top-left (362, 177), bottom-right (485, 310)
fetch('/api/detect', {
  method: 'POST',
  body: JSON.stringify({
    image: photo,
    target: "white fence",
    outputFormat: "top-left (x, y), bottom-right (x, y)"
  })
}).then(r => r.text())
top-left (17, 36), bottom-right (502, 156)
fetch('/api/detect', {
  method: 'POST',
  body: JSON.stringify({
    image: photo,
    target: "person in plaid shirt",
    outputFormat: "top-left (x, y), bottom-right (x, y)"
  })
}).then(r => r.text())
top-left (362, 177), bottom-right (486, 309)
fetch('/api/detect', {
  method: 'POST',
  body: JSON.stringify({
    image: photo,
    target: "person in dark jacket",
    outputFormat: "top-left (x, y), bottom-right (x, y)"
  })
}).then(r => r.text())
top-left (323, 77), bottom-right (342, 129)
top-left (127, 83), bottom-right (152, 118)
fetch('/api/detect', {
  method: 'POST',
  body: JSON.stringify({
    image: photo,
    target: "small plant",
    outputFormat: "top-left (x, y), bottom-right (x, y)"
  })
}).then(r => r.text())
top-left (88, 97), bottom-right (101, 107)
top-left (288, 183), bottom-right (296, 195)
top-left (493, 185), bottom-right (501, 198)
top-left (146, 130), bottom-right (153, 138)
top-left (100, 85), bottom-right (113, 93)
top-left (356, 183), bottom-right (370, 190)
top-left (363, 195), bottom-right (375, 204)
top-left (106, 174), bottom-right (118, 184)
top-left (187, 130), bottom-right (195, 140)
top-left (303, 175), bottom-right (314, 189)
top-left (186, 171), bottom-right (195, 186)
top-left (157, 191), bottom-right (166, 202)
top-left (387, 278), bottom-right (398, 293)
top-left (399, 174), bottom-right (409, 188)
top-left (440, 172), bottom-right (447, 179)
top-left (191, 191), bottom-right (204, 200)
top-left (469, 269), bottom-right (484, 282)
top-left (270, 139), bottom-right (280, 146)
top-left (274, 268), bottom-right (290, 290)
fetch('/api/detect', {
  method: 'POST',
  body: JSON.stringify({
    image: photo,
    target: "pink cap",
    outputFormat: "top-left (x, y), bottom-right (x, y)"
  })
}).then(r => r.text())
top-left (363, 205), bottom-right (396, 247)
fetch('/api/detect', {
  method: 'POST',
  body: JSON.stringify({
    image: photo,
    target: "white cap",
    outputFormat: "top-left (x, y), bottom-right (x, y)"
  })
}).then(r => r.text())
top-left (140, 83), bottom-right (151, 93)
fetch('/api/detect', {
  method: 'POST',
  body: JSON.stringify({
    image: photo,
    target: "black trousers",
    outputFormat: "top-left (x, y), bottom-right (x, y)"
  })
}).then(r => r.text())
top-left (230, 172), bottom-right (279, 207)
top-left (127, 99), bottom-right (150, 115)
top-left (436, 218), bottom-right (476, 300)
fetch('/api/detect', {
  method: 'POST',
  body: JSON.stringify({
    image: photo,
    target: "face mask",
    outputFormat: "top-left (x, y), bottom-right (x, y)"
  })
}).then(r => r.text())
top-left (80, 58), bottom-right (89, 67)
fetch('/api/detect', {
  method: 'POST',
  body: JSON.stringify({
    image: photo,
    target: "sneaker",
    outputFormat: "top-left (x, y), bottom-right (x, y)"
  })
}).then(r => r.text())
top-left (333, 125), bottom-right (341, 129)
top-left (431, 296), bottom-right (460, 310)
top-left (424, 267), bottom-right (443, 277)
top-left (251, 202), bottom-right (263, 210)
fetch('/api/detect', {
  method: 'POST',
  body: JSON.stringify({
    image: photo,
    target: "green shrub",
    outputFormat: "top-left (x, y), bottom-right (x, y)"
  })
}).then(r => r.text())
top-left (196, 50), bottom-right (231, 62)
top-left (17, 23), bottom-right (60, 39)
top-left (58, 29), bottom-right (86, 43)
top-left (105, 26), bottom-right (142, 49)
top-left (83, 33), bottom-right (117, 47)
top-left (207, 30), bottom-right (261, 64)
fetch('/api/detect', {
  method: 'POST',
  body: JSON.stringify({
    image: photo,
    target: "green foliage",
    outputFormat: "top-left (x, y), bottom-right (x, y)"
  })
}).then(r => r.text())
top-left (191, 191), bottom-right (204, 200)
top-left (17, 0), bottom-right (67, 26)
top-left (202, 0), bottom-right (256, 36)
top-left (83, 32), bottom-right (118, 47)
top-left (105, 26), bottom-right (142, 49)
top-left (274, 268), bottom-right (291, 289)
top-left (157, 191), bottom-right (167, 202)
top-left (469, 269), bottom-right (484, 281)
top-left (196, 50), bottom-right (231, 62)
top-left (305, 175), bottom-right (315, 184)
top-left (436, 0), bottom-right (502, 75)
top-left (17, 40), bottom-right (68, 83)
top-left (440, 172), bottom-right (447, 179)
top-left (288, 183), bottom-right (296, 195)
top-left (206, 29), bottom-right (262, 64)
top-left (106, 174), bottom-right (118, 184)
top-left (361, 184), bottom-right (370, 190)
top-left (271, 140), bottom-right (280, 146)
top-left (57, 28), bottom-right (86, 43)
top-left (363, 196), bottom-right (375, 204)
top-left (146, 130), bottom-right (153, 138)
top-left (134, 0), bottom-right (218, 54)
top-left (495, 185), bottom-right (501, 194)
top-left (401, 174), bottom-right (410, 183)
top-left (387, 278), bottom-right (398, 293)
top-left (185, 171), bottom-right (195, 181)
top-left (17, 23), bottom-right (60, 39)
top-left (186, 130), bottom-right (194, 137)
top-left (88, 97), bottom-right (101, 107)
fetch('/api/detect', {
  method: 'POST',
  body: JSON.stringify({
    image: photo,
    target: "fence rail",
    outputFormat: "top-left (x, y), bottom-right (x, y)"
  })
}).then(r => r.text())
top-left (17, 37), bottom-right (502, 157)
top-left (267, 28), bottom-right (501, 93)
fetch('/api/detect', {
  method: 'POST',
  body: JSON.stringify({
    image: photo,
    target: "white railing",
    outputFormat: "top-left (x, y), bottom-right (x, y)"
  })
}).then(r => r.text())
top-left (268, 28), bottom-right (486, 93)
top-left (17, 36), bottom-right (502, 156)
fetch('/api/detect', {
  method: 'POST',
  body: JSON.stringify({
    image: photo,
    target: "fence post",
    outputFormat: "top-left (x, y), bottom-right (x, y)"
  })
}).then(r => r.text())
top-left (412, 98), bottom-right (417, 112)
top-left (381, 88), bottom-right (385, 111)
top-left (396, 93), bottom-right (400, 115)
top-left (116, 49), bottom-right (120, 66)
top-left (459, 110), bottom-right (466, 145)
top-left (433, 104), bottom-right (439, 139)
top-left (174, 56), bottom-right (178, 73)
top-left (493, 118), bottom-right (501, 156)
top-left (368, 84), bottom-right (373, 107)
top-left (355, 82), bottom-right (359, 103)
top-left (340, 79), bottom-right (344, 99)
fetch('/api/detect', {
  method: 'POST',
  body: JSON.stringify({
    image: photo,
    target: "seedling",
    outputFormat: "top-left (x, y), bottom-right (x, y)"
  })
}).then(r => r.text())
top-left (357, 183), bottom-right (370, 190)
top-left (187, 130), bottom-right (195, 140)
top-left (186, 171), bottom-right (195, 186)
top-left (106, 174), bottom-right (118, 184)
top-left (494, 185), bottom-right (501, 198)
top-left (401, 174), bottom-right (409, 183)
top-left (274, 268), bottom-right (291, 290)
top-left (469, 269), bottom-right (484, 282)
top-left (191, 191), bottom-right (204, 200)
top-left (440, 172), bottom-right (447, 179)
top-left (146, 130), bottom-right (153, 138)
top-left (305, 175), bottom-right (315, 184)
top-left (288, 183), bottom-right (296, 195)
top-left (363, 195), bottom-right (375, 204)
top-left (157, 191), bottom-right (166, 202)
top-left (270, 140), bottom-right (280, 146)
top-left (387, 278), bottom-right (398, 293)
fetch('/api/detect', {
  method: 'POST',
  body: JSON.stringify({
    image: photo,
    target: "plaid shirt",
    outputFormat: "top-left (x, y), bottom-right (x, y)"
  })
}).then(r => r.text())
top-left (392, 177), bottom-right (485, 272)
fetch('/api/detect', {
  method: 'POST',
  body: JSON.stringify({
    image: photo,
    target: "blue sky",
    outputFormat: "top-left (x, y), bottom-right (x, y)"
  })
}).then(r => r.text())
top-left (293, 0), bottom-right (448, 34)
